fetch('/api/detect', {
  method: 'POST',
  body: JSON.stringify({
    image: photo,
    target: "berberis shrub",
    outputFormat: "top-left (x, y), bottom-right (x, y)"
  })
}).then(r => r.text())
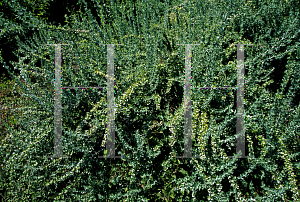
top-left (1, 0), bottom-right (299, 201)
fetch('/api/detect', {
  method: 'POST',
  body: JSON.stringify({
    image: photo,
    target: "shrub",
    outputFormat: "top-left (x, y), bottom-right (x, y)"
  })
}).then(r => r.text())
top-left (1, 0), bottom-right (299, 201)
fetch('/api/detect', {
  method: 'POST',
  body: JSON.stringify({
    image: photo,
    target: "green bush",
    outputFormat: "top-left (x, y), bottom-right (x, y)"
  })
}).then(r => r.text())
top-left (1, 0), bottom-right (299, 201)
top-left (0, 74), bottom-right (31, 142)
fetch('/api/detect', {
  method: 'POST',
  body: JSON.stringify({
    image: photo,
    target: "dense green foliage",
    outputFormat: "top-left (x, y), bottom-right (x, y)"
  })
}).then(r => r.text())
top-left (1, 0), bottom-right (300, 201)
top-left (0, 74), bottom-right (26, 142)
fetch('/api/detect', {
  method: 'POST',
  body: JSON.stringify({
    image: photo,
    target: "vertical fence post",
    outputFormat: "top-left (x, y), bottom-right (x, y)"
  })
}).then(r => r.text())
top-left (236, 43), bottom-right (246, 158)
top-left (176, 44), bottom-right (201, 159)
top-left (49, 43), bottom-right (71, 159)
top-left (229, 43), bottom-right (258, 159)
top-left (183, 44), bottom-right (192, 158)
top-left (98, 44), bottom-right (123, 159)
top-left (106, 44), bottom-right (116, 158)
top-left (54, 44), bottom-right (62, 158)
top-left (46, 43), bottom-right (70, 159)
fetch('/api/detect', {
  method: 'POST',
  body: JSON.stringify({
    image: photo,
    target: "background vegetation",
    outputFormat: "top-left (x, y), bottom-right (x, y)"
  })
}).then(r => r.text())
top-left (0, 0), bottom-right (299, 201)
